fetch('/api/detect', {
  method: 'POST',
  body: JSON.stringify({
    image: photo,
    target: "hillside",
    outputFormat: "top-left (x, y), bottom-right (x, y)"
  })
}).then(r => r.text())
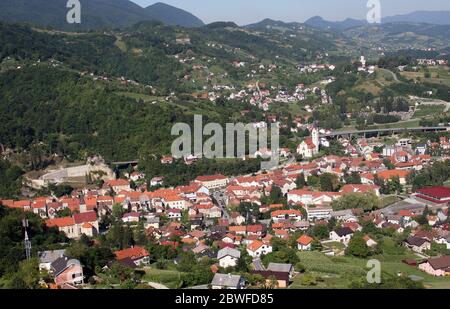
top-left (0, 0), bottom-right (204, 30)
top-left (145, 2), bottom-right (204, 28)
top-left (304, 16), bottom-right (366, 31)
top-left (0, 19), bottom-right (449, 165)
top-left (305, 10), bottom-right (450, 32)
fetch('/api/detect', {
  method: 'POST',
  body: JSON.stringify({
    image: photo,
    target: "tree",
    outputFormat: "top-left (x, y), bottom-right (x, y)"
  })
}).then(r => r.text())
top-left (307, 175), bottom-right (320, 188)
top-left (312, 224), bottom-right (329, 240)
top-left (346, 236), bottom-right (370, 258)
top-left (6, 258), bottom-right (41, 289)
top-left (55, 208), bottom-right (72, 218)
top-left (0, 159), bottom-right (23, 198)
top-left (269, 186), bottom-right (284, 204)
top-left (176, 251), bottom-right (197, 272)
top-left (332, 192), bottom-right (380, 211)
top-left (296, 173), bottom-right (306, 189)
top-left (344, 172), bottom-right (361, 184)
top-left (112, 203), bottom-right (125, 219)
top-left (383, 159), bottom-right (395, 170)
top-left (319, 173), bottom-right (341, 192)
top-left (134, 221), bottom-right (147, 246)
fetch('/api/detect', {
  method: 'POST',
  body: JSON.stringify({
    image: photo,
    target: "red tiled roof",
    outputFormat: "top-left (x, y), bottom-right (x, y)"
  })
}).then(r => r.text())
top-left (297, 235), bottom-right (313, 246)
top-left (195, 174), bottom-right (228, 182)
top-left (106, 179), bottom-right (130, 187)
top-left (416, 186), bottom-right (450, 199)
top-left (73, 211), bottom-right (97, 224)
top-left (247, 240), bottom-right (264, 251)
top-left (377, 170), bottom-right (411, 180)
top-left (114, 246), bottom-right (149, 261)
top-left (46, 217), bottom-right (75, 228)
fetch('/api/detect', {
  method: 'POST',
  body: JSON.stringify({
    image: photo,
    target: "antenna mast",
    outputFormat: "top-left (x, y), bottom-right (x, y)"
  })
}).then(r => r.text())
top-left (22, 218), bottom-right (31, 260)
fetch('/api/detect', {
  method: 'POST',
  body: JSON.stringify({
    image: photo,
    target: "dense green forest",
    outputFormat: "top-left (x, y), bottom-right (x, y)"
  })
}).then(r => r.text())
top-left (0, 66), bottom-right (183, 161)
top-left (0, 159), bottom-right (23, 198)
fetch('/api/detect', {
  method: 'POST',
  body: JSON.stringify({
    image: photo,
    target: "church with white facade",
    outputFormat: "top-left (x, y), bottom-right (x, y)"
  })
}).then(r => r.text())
top-left (296, 127), bottom-right (320, 158)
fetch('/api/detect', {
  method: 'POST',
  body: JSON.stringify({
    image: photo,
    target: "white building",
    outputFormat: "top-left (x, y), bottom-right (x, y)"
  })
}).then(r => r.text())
top-left (217, 247), bottom-right (241, 268)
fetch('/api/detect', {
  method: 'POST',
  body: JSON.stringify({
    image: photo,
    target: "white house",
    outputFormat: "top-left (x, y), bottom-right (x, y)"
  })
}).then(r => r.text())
top-left (217, 247), bottom-right (241, 268)
top-left (435, 235), bottom-right (450, 250)
top-left (122, 212), bottom-right (140, 223)
top-left (167, 209), bottom-right (182, 220)
top-left (405, 236), bottom-right (431, 253)
top-left (329, 227), bottom-right (354, 245)
top-left (194, 174), bottom-right (229, 190)
top-left (297, 235), bottom-right (313, 251)
top-left (246, 241), bottom-right (272, 258)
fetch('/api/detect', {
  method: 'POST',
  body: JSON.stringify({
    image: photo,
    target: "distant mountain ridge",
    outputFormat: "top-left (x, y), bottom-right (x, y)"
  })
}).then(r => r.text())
top-left (0, 0), bottom-right (204, 30)
top-left (145, 2), bottom-right (204, 28)
top-left (305, 10), bottom-right (450, 31)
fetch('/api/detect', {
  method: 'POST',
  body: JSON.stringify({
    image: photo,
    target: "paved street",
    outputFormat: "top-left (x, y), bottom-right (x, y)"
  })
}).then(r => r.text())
top-left (213, 190), bottom-right (230, 220)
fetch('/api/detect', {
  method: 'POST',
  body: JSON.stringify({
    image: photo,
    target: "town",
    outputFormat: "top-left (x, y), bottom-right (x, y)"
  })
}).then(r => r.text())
top-left (1, 125), bottom-right (450, 289)
top-left (0, 0), bottom-right (450, 293)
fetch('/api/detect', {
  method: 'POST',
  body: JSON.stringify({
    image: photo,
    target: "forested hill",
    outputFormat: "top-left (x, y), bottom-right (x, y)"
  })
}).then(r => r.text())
top-left (0, 0), bottom-right (204, 31)
top-left (0, 66), bottom-right (182, 161)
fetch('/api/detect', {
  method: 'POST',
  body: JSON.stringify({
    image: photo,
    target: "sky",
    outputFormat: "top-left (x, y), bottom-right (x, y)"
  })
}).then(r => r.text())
top-left (130, 0), bottom-right (450, 25)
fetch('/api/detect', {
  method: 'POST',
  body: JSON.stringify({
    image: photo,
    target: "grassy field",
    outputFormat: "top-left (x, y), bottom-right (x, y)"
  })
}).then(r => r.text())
top-left (355, 69), bottom-right (398, 95)
top-left (142, 267), bottom-right (182, 289)
top-left (291, 243), bottom-right (450, 289)
top-left (379, 195), bottom-right (400, 208)
top-left (401, 66), bottom-right (450, 85)
top-left (367, 119), bottom-right (421, 130)
top-left (116, 91), bottom-right (164, 103)
top-left (413, 105), bottom-right (446, 118)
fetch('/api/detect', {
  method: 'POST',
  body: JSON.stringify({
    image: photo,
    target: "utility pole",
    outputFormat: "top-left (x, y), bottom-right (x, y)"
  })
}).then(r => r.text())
top-left (22, 218), bottom-right (31, 260)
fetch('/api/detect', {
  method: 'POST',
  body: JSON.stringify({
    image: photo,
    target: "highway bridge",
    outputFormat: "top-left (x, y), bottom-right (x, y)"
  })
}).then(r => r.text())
top-left (320, 126), bottom-right (450, 139)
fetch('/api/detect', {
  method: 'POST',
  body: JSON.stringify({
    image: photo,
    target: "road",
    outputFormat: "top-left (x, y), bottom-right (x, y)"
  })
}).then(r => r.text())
top-left (252, 258), bottom-right (265, 271)
top-left (376, 196), bottom-right (444, 216)
top-left (322, 126), bottom-right (449, 139)
top-left (213, 190), bottom-right (231, 220)
top-left (384, 68), bottom-right (399, 82)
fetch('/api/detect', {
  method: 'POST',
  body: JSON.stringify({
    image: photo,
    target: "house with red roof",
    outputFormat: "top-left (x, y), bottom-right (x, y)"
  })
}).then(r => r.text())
top-left (114, 246), bottom-right (150, 266)
top-left (376, 170), bottom-right (411, 185)
top-left (104, 179), bottom-right (131, 193)
top-left (271, 209), bottom-right (302, 223)
top-left (297, 235), bottom-right (313, 251)
top-left (46, 211), bottom-right (98, 239)
top-left (246, 240), bottom-right (272, 258)
top-left (340, 184), bottom-right (380, 196)
top-left (415, 186), bottom-right (450, 204)
top-left (194, 174), bottom-right (228, 190)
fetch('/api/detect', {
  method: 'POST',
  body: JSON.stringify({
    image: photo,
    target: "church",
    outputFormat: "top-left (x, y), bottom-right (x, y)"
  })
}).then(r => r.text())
top-left (296, 127), bottom-right (320, 158)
